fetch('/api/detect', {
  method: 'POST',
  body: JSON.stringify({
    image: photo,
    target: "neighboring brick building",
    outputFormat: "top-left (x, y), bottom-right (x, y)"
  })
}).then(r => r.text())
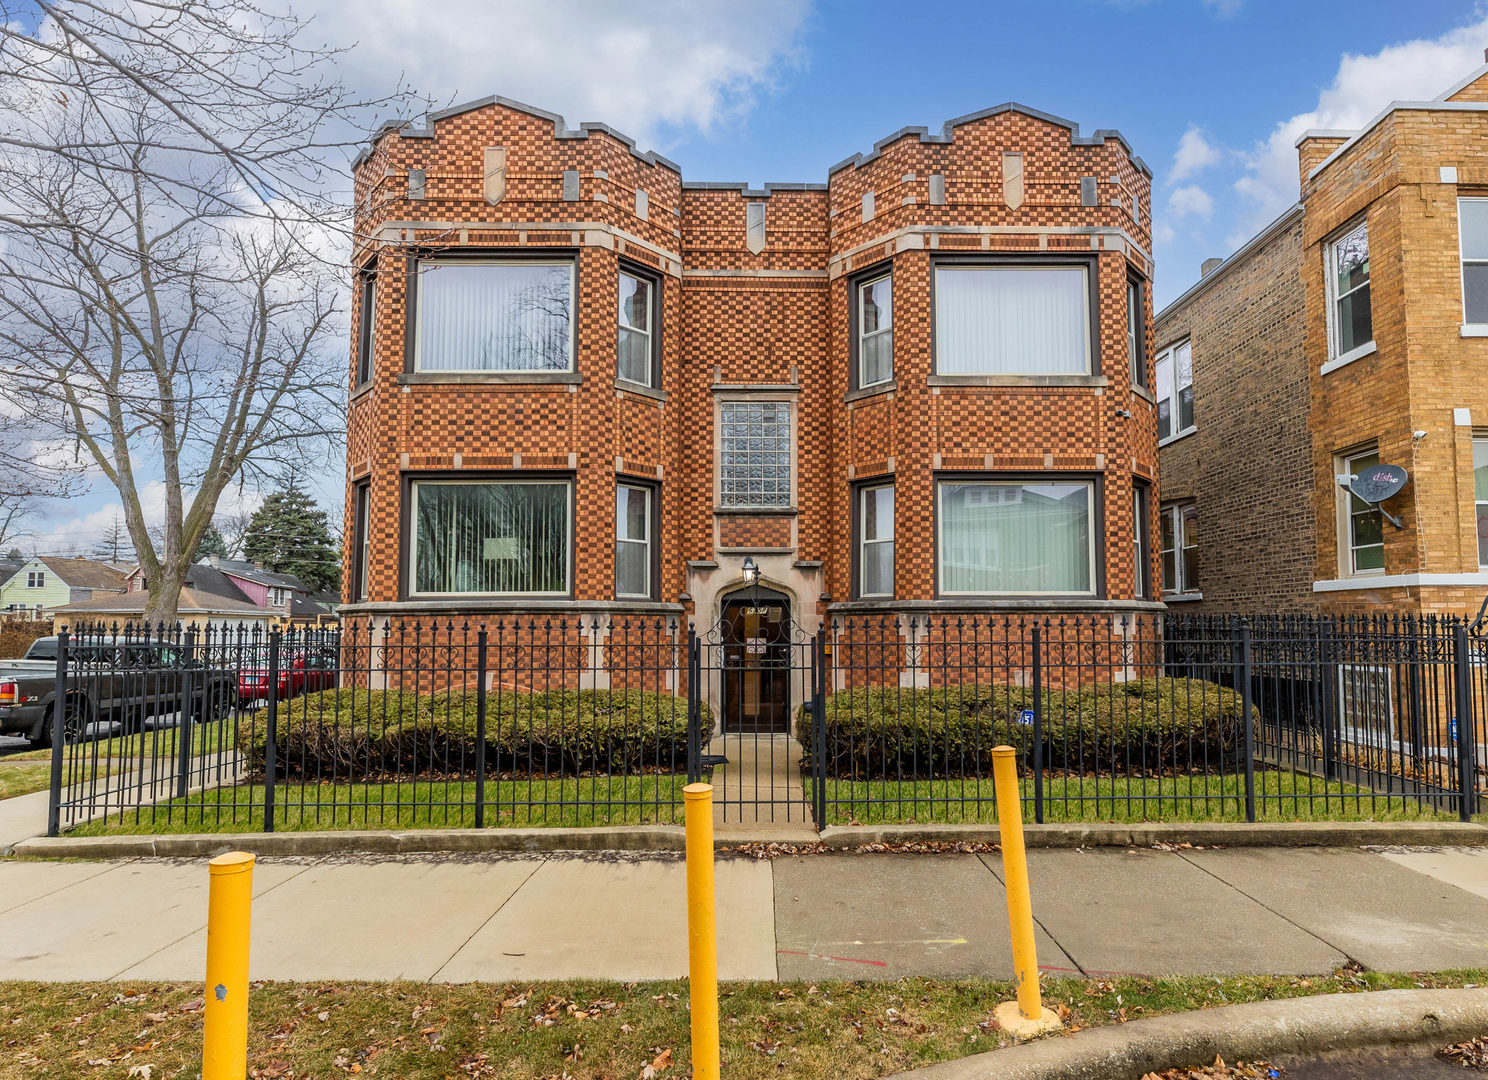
top-left (1158, 59), bottom-right (1488, 618)
top-left (341, 95), bottom-right (1159, 709)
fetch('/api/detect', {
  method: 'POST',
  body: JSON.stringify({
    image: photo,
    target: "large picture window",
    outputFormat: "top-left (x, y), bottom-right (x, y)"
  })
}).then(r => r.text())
top-left (414, 259), bottom-right (574, 373)
top-left (858, 483), bottom-right (895, 597)
top-left (937, 480), bottom-right (1094, 595)
top-left (617, 270), bottom-right (655, 386)
top-left (1328, 219), bottom-right (1372, 360)
top-left (615, 483), bottom-right (653, 598)
top-left (1339, 449), bottom-right (1383, 575)
top-left (410, 479), bottom-right (571, 595)
top-left (857, 273), bottom-right (893, 387)
top-left (1155, 339), bottom-right (1194, 442)
top-left (718, 401), bottom-right (793, 509)
top-left (934, 265), bottom-right (1090, 376)
top-left (1461, 199), bottom-right (1488, 325)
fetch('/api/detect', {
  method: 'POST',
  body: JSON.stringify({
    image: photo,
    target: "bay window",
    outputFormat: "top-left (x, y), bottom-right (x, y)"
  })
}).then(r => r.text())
top-left (1155, 339), bottom-right (1193, 442)
top-left (413, 258), bottom-right (574, 373)
top-left (1327, 219), bottom-right (1372, 361)
top-left (857, 272), bottom-right (893, 387)
top-left (617, 269), bottom-right (656, 386)
top-left (937, 480), bottom-right (1094, 595)
top-left (933, 263), bottom-right (1091, 376)
top-left (615, 483), bottom-right (653, 598)
top-left (1160, 504), bottom-right (1198, 595)
top-left (410, 479), bottom-right (571, 595)
top-left (857, 483), bottom-right (895, 597)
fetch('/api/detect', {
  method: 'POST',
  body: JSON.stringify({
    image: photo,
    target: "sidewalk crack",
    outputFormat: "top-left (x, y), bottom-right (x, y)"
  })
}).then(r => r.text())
top-left (429, 857), bottom-right (547, 982)
top-left (975, 852), bottom-right (1085, 976)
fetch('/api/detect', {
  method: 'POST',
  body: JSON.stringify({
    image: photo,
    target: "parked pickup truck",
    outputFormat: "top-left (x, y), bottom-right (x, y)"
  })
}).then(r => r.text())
top-left (0, 637), bottom-right (239, 748)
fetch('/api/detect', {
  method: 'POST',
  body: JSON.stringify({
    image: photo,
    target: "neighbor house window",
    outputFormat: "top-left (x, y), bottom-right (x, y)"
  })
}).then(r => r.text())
top-left (615, 483), bottom-right (653, 598)
top-left (356, 265), bottom-right (376, 385)
top-left (1476, 436), bottom-right (1488, 567)
top-left (617, 269), bottom-right (656, 386)
top-left (26, 571), bottom-right (44, 589)
top-left (937, 480), bottom-right (1094, 595)
top-left (1155, 339), bottom-right (1194, 441)
top-left (410, 479), bottom-right (571, 595)
top-left (857, 272), bottom-right (893, 387)
top-left (1328, 219), bottom-right (1372, 359)
top-left (1127, 277), bottom-right (1147, 390)
top-left (858, 483), bottom-right (895, 597)
top-left (1133, 484), bottom-right (1150, 599)
top-left (934, 264), bottom-right (1090, 375)
top-left (353, 481), bottom-right (371, 602)
top-left (413, 258), bottom-right (574, 373)
top-left (1160, 504), bottom-right (1198, 594)
top-left (1339, 448), bottom-right (1384, 575)
top-left (1460, 199), bottom-right (1488, 325)
top-left (718, 401), bottom-right (793, 509)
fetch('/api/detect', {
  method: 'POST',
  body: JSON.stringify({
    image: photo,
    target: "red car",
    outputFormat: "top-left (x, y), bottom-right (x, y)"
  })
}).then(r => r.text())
top-left (236, 650), bottom-right (338, 706)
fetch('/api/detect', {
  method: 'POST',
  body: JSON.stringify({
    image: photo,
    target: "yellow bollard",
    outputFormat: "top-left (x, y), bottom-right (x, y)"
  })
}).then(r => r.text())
top-left (683, 782), bottom-right (721, 1080)
top-left (991, 746), bottom-right (1061, 1039)
top-left (203, 851), bottom-right (255, 1080)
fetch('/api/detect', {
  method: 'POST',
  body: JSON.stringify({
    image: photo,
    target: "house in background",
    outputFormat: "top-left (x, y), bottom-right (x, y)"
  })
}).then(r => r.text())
top-left (0, 556), bottom-right (128, 618)
top-left (1156, 56), bottom-right (1488, 618)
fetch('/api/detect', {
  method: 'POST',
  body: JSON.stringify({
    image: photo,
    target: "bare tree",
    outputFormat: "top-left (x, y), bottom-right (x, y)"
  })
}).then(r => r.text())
top-left (0, 1), bottom-right (420, 623)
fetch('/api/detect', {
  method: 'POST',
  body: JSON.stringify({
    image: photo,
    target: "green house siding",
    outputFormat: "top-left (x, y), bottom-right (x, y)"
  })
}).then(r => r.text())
top-left (0, 560), bottom-right (80, 614)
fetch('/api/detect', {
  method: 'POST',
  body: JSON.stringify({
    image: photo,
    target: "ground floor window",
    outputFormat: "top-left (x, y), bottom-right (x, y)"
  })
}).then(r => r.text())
top-left (353, 481), bottom-right (371, 602)
top-left (615, 482), bottom-right (653, 599)
top-left (1160, 503), bottom-right (1198, 594)
top-left (1475, 435), bottom-right (1488, 567)
top-left (857, 482), bottom-right (895, 597)
top-left (410, 479), bottom-right (570, 595)
top-left (1133, 484), bottom-right (1150, 598)
top-left (937, 479), bottom-right (1094, 595)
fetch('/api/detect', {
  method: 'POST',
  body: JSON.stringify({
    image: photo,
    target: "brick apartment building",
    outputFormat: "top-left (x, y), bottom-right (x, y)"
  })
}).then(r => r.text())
top-left (1156, 59), bottom-right (1488, 618)
top-left (341, 94), bottom-right (1159, 711)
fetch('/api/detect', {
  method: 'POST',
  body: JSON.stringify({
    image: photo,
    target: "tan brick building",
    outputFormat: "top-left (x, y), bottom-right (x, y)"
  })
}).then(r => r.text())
top-left (1158, 61), bottom-right (1488, 618)
top-left (341, 95), bottom-right (1160, 701)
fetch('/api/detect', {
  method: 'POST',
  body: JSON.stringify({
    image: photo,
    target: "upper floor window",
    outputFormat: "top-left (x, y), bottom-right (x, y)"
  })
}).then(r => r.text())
top-left (413, 258), bottom-right (574, 373)
top-left (355, 265), bottom-right (376, 385)
top-left (937, 480), bottom-right (1094, 596)
top-left (1127, 277), bottom-right (1147, 390)
top-left (617, 269), bottom-right (657, 387)
top-left (1460, 199), bottom-right (1488, 325)
top-left (718, 401), bottom-right (793, 509)
top-left (1155, 339), bottom-right (1193, 442)
top-left (615, 482), bottom-right (654, 599)
top-left (934, 264), bottom-right (1091, 376)
top-left (1338, 448), bottom-right (1383, 575)
top-left (25, 571), bottom-right (44, 589)
top-left (409, 478), bottom-right (571, 596)
top-left (1327, 219), bottom-right (1372, 361)
top-left (857, 273), bottom-right (893, 388)
top-left (1160, 503), bottom-right (1198, 595)
top-left (857, 482), bottom-right (895, 597)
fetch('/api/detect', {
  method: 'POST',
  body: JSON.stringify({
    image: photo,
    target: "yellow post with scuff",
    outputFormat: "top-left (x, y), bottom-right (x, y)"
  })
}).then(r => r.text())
top-left (992, 745), bottom-right (1061, 1038)
top-left (203, 851), bottom-right (255, 1080)
top-left (684, 782), bottom-right (721, 1080)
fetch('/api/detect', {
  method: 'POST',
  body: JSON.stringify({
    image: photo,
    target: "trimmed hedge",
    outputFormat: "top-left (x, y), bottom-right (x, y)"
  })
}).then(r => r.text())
top-left (238, 688), bottom-right (701, 779)
top-left (800, 678), bottom-right (1251, 778)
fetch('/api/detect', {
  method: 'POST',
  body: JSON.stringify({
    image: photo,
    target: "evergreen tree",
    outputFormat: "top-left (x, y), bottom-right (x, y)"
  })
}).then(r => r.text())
top-left (3, 546), bottom-right (21, 562)
top-left (241, 483), bottom-right (341, 592)
top-left (196, 524), bottom-right (229, 560)
top-left (92, 513), bottom-right (134, 563)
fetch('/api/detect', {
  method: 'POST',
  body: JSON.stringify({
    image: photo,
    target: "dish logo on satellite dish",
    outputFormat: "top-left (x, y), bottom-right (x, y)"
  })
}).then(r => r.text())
top-left (1348, 463), bottom-right (1409, 504)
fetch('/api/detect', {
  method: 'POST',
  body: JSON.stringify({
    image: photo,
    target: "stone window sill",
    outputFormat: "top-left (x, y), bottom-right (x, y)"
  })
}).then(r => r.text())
top-left (349, 380), bottom-right (374, 403)
top-left (614, 378), bottom-right (667, 401)
top-left (712, 506), bottom-right (798, 517)
top-left (926, 374), bottom-right (1109, 389)
top-left (1319, 340), bottom-right (1377, 376)
top-left (1162, 591), bottom-right (1203, 602)
top-left (846, 379), bottom-right (897, 403)
top-left (1130, 384), bottom-right (1156, 405)
top-left (1462, 324), bottom-right (1488, 338)
top-left (1159, 427), bottom-right (1197, 449)
top-left (398, 371), bottom-right (583, 386)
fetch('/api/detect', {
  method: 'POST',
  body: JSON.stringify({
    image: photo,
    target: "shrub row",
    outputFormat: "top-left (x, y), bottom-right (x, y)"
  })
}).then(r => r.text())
top-left (798, 678), bottom-right (1252, 778)
top-left (238, 688), bottom-right (700, 779)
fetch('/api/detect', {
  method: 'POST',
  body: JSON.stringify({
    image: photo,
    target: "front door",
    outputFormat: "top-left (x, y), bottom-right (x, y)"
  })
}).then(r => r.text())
top-left (720, 590), bottom-right (790, 733)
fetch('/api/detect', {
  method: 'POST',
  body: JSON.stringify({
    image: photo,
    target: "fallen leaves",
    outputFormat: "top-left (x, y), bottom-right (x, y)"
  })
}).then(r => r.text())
top-left (1141, 1055), bottom-right (1282, 1079)
top-left (640, 1046), bottom-right (673, 1078)
top-left (1441, 1036), bottom-right (1488, 1069)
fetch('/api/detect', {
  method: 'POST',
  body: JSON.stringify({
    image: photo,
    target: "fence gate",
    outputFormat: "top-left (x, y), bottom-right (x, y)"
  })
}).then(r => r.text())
top-left (686, 586), bottom-right (824, 825)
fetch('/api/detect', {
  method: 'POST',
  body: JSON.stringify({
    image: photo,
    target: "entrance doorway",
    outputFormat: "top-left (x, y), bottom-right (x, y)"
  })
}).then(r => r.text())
top-left (719, 587), bottom-right (791, 733)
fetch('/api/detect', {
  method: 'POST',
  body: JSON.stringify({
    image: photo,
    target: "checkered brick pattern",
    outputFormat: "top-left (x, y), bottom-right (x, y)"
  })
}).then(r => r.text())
top-left (344, 96), bottom-right (1158, 618)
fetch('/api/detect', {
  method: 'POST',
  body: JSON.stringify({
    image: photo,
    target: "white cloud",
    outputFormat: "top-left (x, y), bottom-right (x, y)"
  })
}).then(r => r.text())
top-left (1168, 184), bottom-right (1215, 221)
top-left (1232, 16), bottom-right (1488, 236)
top-left (1169, 125), bottom-right (1221, 183)
top-left (1201, 0), bottom-right (1244, 17)
top-left (314, 0), bottom-right (813, 151)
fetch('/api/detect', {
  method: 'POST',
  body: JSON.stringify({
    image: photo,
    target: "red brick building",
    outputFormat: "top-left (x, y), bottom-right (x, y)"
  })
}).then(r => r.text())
top-left (342, 96), bottom-right (1159, 707)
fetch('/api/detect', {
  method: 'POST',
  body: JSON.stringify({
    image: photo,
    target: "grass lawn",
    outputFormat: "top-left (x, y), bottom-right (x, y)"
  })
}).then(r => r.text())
top-left (0, 969), bottom-right (1481, 1080)
top-left (810, 770), bottom-right (1453, 825)
top-left (10, 719), bottom-right (236, 763)
top-left (0, 760), bottom-right (120, 801)
top-left (68, 775), bottom-right (693, 834)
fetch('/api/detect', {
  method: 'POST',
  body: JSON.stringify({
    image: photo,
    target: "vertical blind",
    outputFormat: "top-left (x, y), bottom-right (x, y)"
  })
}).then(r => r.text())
top-left (938, 482), bottom-right (1092, 594)
top-left (413, 481), bottom-right (570, 594)
top-left (934, 266), bottom-right (1088, 375)
top-left (416, 260), bottom-right (573, 372)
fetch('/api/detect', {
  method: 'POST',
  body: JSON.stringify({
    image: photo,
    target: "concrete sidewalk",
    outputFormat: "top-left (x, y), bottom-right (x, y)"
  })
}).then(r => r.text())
top-left (7, 844), bottom-right (1488, 983)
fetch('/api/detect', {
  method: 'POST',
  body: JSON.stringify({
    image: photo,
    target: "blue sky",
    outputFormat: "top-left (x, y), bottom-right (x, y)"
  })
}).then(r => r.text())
top-left (19, 0), bottom-right (1488, 551)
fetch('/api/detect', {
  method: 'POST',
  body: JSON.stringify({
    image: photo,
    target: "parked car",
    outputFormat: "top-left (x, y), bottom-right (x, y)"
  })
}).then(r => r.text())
top-left (236, 648), bottom-right (338, 705)
top-left (0, 636), bottom-right (238, 747)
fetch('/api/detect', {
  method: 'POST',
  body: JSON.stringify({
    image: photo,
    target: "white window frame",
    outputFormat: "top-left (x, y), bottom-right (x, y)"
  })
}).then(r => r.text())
top-left (857, 271), bottom-right (893, 388)
top-left (355, 482), bottom-right (371, 602)
top-left (857, 482), bottom-right (895, 598)
top-left (615, 482), bottom-right (653, 599)
top-left (935, 479), bottom-right (1097, 598)
top-left (932, 263), bottom-right (1093, 377)
top-left (1460, 197), bottom-right (1488, 330)
top-left (1324, 217), bottom-right (1375, 368)
top-left (407, 478), bottom-right (573, 597)
top-left (25, 571), bottom-right (44, 589)
top-left (1155, 339), bottom-right (1194, 444)
top-left (1160, 503), bottom-right (1199, 596)
top-left (1336, 447), bottom-right (1385, 578)
top-left (1133, 485), bottom-right (1150, 599)
top-left (412, 257), bottom-right (577, 374)
top-left (616, 269), bottom-right (656, 388)
top-left (714, 398), bottom-right (797, 511)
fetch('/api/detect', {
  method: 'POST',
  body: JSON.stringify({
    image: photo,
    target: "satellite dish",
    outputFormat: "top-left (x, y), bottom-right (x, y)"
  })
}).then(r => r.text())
top-left (1349, 463), bottom-right (1408, 504)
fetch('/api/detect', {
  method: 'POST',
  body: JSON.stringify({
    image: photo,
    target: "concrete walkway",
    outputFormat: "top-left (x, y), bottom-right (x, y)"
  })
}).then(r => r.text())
top-left (9, 844), bottom-right (1488, 983)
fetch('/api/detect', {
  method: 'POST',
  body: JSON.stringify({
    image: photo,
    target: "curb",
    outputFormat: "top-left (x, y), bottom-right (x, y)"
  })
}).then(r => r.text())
top-left (11, 819), bottom-right (1488, 860)
top-left (884, 988), bottom-right (1488, 1080)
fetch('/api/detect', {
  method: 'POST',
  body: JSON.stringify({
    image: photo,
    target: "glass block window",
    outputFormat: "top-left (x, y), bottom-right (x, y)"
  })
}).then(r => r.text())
top-left (718, 401), bottom-right (793, 509)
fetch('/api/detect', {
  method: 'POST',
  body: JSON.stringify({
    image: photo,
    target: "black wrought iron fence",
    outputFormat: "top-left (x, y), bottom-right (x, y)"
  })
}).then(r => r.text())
top-left (35, 611), bottom-right (1488, 835)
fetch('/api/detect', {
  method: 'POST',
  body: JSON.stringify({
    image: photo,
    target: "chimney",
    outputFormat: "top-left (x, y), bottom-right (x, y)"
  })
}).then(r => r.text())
top-left (1482, 46), bottom-right (1487, 62)
top-left (1201, 257), bottom-right (1224, 278)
